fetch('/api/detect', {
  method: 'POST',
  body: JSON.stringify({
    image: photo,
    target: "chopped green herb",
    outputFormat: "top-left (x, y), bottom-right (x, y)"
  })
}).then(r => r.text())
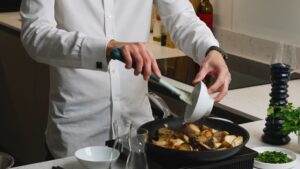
top-left (256, 151), bottom-right (293, 164)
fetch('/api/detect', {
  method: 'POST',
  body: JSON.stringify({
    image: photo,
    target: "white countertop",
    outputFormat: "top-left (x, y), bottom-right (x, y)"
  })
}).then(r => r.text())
top-left (220, 79), bottom-right (300, 120)
top-left (0, 12), bottom-right (21, 32)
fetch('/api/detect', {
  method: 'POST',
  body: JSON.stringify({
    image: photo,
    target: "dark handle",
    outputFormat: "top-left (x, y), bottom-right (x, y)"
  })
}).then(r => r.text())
top-left (110, 48), bottom-right (160, 82)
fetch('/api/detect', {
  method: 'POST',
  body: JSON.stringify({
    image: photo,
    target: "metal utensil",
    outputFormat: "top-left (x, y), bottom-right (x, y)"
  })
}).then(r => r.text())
top-left (110, 48), bottom-right (192, 105)
top-left (110, 48), bottom-right (214, 122)
top-left (147, 92), bottom-right (178, 119)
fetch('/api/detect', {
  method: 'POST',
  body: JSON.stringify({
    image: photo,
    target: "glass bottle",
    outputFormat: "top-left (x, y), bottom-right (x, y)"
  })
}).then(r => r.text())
top-left (125, 125), bottom-right (149, 169)
top-left (153, 16), bottom-right (162, 42)
top-left (161, 23), bottom-right (167, 46)
top-left (197, 0), bottom-right (213, 30)
top-left (166, 32), bottom-right (176, 48)
top-left (190, 0), bottom-right (201, 12)
top-left (110, 120), bottom-right (123, 169)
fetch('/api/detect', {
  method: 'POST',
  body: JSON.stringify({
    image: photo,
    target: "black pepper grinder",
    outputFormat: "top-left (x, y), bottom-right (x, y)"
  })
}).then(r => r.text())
top-left (262, 63), bottom-right (291, 145)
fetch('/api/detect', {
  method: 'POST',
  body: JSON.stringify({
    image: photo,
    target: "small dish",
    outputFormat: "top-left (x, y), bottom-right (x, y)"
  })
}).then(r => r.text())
top-left (75, 146), bottom-right (120, 169)
top-left (253, 146), bottom-right (297, 169)
top-left (184, 81), bottom-right (214, 123)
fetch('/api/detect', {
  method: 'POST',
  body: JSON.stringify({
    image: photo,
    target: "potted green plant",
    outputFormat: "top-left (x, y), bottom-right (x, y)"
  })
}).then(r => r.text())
top-left (268, 103), bottom-right (300, 144)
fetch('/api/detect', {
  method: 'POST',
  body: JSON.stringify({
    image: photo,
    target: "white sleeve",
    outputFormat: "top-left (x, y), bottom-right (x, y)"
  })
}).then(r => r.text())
top-left (155, 0), bottom-right (219, 65)
top-left (20, 0), bottom-right (109, 71)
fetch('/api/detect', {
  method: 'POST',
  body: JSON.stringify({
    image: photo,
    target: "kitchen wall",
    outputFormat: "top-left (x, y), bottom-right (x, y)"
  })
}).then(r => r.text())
top-left (212, 0), bottom-right (300, 45)
top-left (210, 0), bottom-right (300, 71)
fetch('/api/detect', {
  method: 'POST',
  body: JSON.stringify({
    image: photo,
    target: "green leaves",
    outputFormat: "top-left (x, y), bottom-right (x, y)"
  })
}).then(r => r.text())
top-left (268, 103), bottom-right (300, 135)
top-left (256, 151), bottom-right (293, 163)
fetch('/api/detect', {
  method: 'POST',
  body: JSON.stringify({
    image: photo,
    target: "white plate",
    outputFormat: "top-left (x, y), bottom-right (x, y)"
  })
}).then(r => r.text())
top-left (253, 146), bottom-right (298, 169)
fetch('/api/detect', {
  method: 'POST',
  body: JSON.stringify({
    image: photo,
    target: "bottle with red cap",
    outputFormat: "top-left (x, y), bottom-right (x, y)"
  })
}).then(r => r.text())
top-left (197, 0), bottom-right (213, 30)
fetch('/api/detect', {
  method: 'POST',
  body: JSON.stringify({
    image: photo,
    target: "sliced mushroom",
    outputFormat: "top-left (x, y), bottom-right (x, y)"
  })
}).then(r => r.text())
top-left (201, 130), bottom-right (213, 139)
top-left (158, 127), bottom-right (175, 136)
top-left (201, 125), bottom-right (210, 131)
top-left (174, 132), bottom-right (190, 143)
top-left (221, 141), bottom-right (232, 148)
top-left (224, 135), bottom-right (237, 144)
top-left (232, 136), bottom-right (243, 147)
top-left (153, 124), bottom-right (243, 152)
top-left (182, 134), bottom-right (190, 143)
top-left (213, 131), bottom-right (228, 142)
top-left (175, 143), bottom-right (193, 151)
top-left (152, 139), bottom-right (168, 147)
top-left (195, 135), bottom-right (208, 144)
top-left (179, 123), bottom-right (201, 137)
top-left (213, 142), bottom-right (222, 149)
top-left (169, 138), bottom-right (184, 147)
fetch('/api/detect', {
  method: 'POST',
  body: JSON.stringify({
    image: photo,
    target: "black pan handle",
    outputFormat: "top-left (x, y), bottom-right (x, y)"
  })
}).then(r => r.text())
top-left (110, 48), bottom-right (160, 82)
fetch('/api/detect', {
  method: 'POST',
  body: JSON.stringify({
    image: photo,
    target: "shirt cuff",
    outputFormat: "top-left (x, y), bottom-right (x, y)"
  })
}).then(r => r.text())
top-left (81, 36), bottom-right (109, 71)
top-left (196, 37), bottom-right (219, 64)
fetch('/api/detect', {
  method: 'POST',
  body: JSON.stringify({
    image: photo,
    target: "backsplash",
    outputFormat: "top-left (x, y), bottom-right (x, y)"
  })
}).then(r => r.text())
top-left (214, 28), bottom-right (300, 73)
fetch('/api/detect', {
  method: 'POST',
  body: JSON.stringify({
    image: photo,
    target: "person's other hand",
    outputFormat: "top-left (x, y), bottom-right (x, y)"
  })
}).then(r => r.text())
top-left (192, 50), bottom-right (231, 102)
top-left (106, 40), bottom-right (161, 80)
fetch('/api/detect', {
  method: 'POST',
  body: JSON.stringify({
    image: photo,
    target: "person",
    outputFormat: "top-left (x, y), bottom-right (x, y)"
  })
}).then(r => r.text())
top-left (20, 0), bottom-right (231, 158)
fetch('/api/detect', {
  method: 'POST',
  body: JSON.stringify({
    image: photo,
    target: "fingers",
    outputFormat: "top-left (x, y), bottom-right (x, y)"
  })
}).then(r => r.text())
top-left (120, 42), bottom-right (160, 80)
top-left (140, 47), bottom-right (151, 80)
top-left (213, 80), bottom-right (229, 102)
top-left (121, 45), bottom-right (132, 69)
top-left (131, 46), bottom-right (143, 76)
top-left (208, 71), bottom-right (226, 94)
top-left (192, 63), bottom-right (210, 84)
top-left (209, 71), bottom-right (231, 102)
top-left (147, 50), bottom-right (161, 78)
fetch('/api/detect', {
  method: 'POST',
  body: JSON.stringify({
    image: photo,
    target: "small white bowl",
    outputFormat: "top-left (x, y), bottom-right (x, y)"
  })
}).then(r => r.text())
top-left (184, 81), bottom-right (214, 122)
top-left (75, 146), bottom-right (120, 169)
top-left (253, 146), bottom-right (298, 169)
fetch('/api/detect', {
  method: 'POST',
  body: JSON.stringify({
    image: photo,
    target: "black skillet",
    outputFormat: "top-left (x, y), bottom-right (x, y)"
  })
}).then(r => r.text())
top-left (139, 117), bottom-right (250, 164)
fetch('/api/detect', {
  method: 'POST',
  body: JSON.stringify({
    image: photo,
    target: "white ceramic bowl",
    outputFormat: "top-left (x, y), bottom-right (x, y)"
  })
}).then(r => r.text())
top-left (75, 146), bottom-right (120, 169)
top-left (184, 81), bottom-right (214, 122)
top-left (253, 146), bottom-right (298, 169)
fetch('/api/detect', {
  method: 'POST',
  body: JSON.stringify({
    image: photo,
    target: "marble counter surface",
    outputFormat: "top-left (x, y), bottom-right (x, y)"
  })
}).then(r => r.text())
top-left (220, 79), bottom-right (300, 120)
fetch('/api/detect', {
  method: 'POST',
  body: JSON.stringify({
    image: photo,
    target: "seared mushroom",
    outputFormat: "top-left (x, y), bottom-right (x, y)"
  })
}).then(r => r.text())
top-left (232, 136), bottom-right (243, 147)
top-left (201, 129), bottom-right (213, 139)
top-left (169, 138), bottom-right (185, 147)
top-left (158, 127), bottom-right (175, 136)
top-left (175, 143), bottom-right (193, 151)
top-left (179, 123), bottom-right (201, 137)
top-left (153, 123), bottom-right (243, 152)
top-left (224, 135), bottom-right (237, 144)
top-left (213, 131), bottom-right (229, 142)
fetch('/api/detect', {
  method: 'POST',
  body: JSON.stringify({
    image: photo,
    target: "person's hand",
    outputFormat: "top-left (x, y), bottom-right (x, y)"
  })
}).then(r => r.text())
top-left (106, 40), bottom-right (161, 80)
top-left (192, 50), bottom-right (231, 102)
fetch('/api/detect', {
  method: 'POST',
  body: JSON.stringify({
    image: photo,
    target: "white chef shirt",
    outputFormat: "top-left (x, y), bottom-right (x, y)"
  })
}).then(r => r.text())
top-left (20, 0), bottom-right (219, 158)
